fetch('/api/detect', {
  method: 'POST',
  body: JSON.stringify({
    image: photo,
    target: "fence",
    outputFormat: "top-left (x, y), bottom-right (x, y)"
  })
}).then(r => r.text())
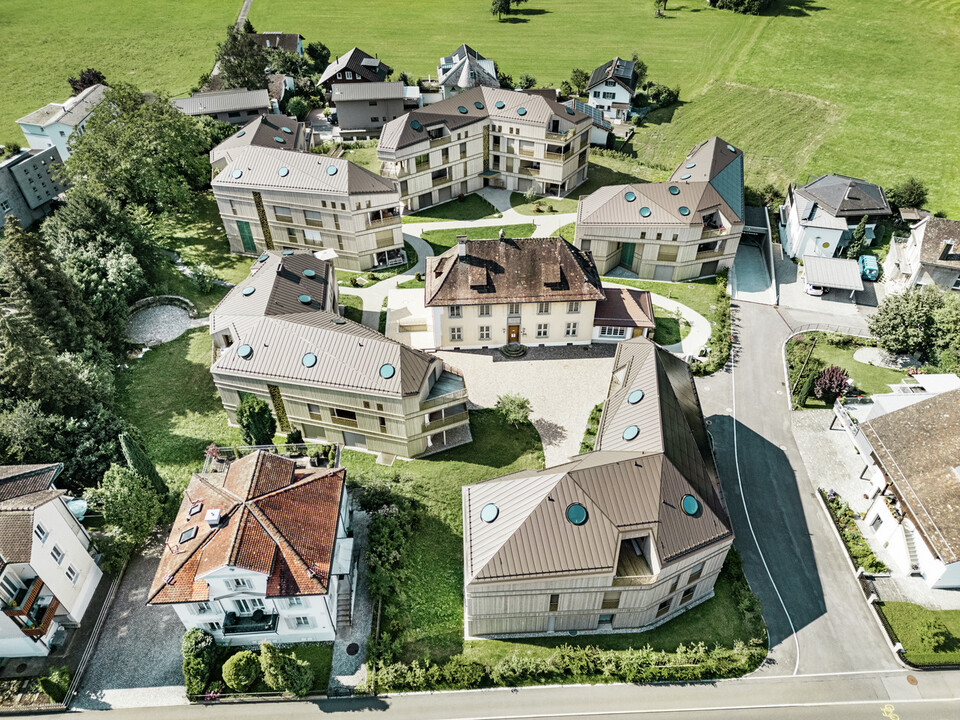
top-left (203, 443), bottom-right (340, 473)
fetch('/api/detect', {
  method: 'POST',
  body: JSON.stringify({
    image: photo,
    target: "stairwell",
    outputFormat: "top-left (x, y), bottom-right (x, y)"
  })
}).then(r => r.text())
top-left (903, 525), bottom-right (921, 575)
top-left (336, 585), bottom-right (352, 631)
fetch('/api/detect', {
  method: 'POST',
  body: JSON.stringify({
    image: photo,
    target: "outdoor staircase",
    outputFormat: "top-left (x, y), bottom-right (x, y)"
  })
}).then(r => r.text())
top-left (903, 525), bottom-right (921, 575)
top-left (336, 586), bottom-right (353, 630)
top-left (499, 342), bottom-right (528, 359)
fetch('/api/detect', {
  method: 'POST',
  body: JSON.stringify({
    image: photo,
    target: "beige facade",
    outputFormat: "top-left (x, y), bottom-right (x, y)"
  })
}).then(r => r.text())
top-left (432, 299), bottom-right (597, 349)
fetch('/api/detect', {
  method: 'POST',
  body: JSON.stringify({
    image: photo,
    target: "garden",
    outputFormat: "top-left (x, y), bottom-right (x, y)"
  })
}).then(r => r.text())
top-left (402, 195), bottom-right (500, 224)
top-left (875, 602), bottom-right (960, 667)
top-left (819, 489), bottom-right (888, 574)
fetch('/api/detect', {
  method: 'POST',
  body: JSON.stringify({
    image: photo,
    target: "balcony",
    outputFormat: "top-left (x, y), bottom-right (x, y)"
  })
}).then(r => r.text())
top-left (222, 611), bottom-right (279, 636)
top-left (380, 163), bottom-right (410, 179)
top-left (545, 129), bottom-right (573, 142)
top-left (700, 226), bottom-right (730, 240)
top-left (423, 409), bottom-right (469, 434)
top-left (543, 150), bottom-right (573, 162)
top-left (518, 165), bottom-right (540, 178)
top-left (22, 598), bottom-right (59, 638)
top-left (517, 147), bottom-right (535, 158)
top-left (366, 214), bottom-right (401, 231)
top-left (432, 173), bottom-right (451, 188)
top-left (696, 248), bottom-right (727, 260)
top-left (429, 135), bottom-right (450, 148)
top-left (3, 577), bottom-right (42, 617)
top-left (331, 415), bottom-right (359, 429)
top-left (612, 540), bottom-right (656, 587)
top-left (421, 370), bottom-right (468, 411)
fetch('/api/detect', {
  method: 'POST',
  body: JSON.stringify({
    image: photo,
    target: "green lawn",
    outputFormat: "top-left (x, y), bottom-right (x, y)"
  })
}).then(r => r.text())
top-left (511, 159), bottom-right (650, 215)
top-left (339, 293), bottom-right (363, 323)
top-left (652, 312), bottom-right (691, 346)
top-left (810, 343), bottom-right (907, 398)
top-left (421, 223), bottom-right (535, 255)
top-left (558, 222), bottom-right (576, 244)
top-left (339, 141), bottom-right (381, 172)
top-left (1, 0), bottom-right (237, 147)
top-left (251, 0), bottom-right (960, 216)
top-left (336, 240), bottom-right (419, 286)
top-left (604, 276), bottom-right (717, 320)
top-left (876, 602), bottom-right (960, 667)
top-left (402, 195), bottom-right (500, 224)
top-left (396, 276), bottom-right (424, 289)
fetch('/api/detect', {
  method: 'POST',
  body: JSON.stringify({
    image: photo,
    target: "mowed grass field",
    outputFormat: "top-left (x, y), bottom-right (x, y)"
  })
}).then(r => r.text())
top-left (0, 0), bottom-right (237, 146)
top-left (250, 0), bottom-right (960, 215)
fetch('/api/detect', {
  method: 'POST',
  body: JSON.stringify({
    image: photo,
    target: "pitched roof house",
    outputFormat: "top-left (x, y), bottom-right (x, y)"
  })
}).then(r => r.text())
top-left (462, 338), bottom-right (732, 636)
top-left (16, 84), bottom-right (107, 161)
top-left (147, 451), bottom-right (353, 643)
top-left (0, 465), bottom-right (103, 658)
top-left (319, 48), bottom-right (391, 88)
top-left (586, 57), bottom-right (638, 123)
top-left (172, 88), bottom-right (272, 125)
top-left (436, 45), bottom-right (499, 98)
top-left (883, 216), bottom-right (960, 294)
top-left (250, 32), bottom-right (304, 55)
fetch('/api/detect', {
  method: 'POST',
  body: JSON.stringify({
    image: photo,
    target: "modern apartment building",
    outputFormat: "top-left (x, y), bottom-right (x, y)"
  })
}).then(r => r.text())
top-left (209, 251), bottom-right (471, 458)
top-left (0, 147), bottom-right (66, 229)
top-left (574, 137), bottom-right (745, 280)
top-left (330, 82), bottom-right (405, 138)
top-left (378, 87), bottom-right (591, 212)
top-left (210, 141), bottom-right (404, 271)
top-left (0, 464), bottom-right (103, 658)
top-left (462, 338), bottom-right (733, 636)
top-left (16, 84), bottom-right (107, 161)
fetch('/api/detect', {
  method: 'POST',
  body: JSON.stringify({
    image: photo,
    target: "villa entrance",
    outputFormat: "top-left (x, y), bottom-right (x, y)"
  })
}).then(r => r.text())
top-left (508, 325), bottom-right (520, 343)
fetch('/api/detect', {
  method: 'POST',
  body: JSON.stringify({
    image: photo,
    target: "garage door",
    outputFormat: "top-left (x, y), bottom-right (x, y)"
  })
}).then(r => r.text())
top-left (654, 265), bottom-right (674, 282)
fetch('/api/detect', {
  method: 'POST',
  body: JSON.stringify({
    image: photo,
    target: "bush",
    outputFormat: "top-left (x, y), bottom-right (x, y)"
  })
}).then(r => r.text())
top-left (887, 177), bottom-right (928, 210)
top-left (286, 428), bottom-right (303, 445)
top-left (691, 270), bottom-right (731, 376)
top-left (222, 650), bottom-right (261, 692)
top-left (182, 628), bottom-right (216, 663)
top-left (259, 642), bottom-right (314, 696)
top-left (285, 95), bottom-right (311, 120)
top-left (236, 394), bottom-right (277, 446)
top-left (442, 655), bottom-right (486, 687)
top-left (813, 365), bottom-right (850, 403)
top-left (495, 393), bottom-right (532, 428)
top-left (38, 666), bottom-right (70, 703)
top-left (523, 186), bottom-right (539, 203)
top-left (647, 83), bottom-right (680, 107)
top-left (259, 642), bottom-right (287, 691)
top-left (183, 655), bottom-right (210, 696)
top-left (191, 263), bottom-right (220, 292)
top-left (490, 654), bottom-right (552, 686)
top-left (917, 618), bottom-right (950, 652)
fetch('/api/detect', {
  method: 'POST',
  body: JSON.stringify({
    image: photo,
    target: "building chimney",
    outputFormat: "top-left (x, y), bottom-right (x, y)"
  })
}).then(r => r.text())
top-left (457, 235), bottom-right (468, 257)
top-left (205, 508), bottom-right (222, 528)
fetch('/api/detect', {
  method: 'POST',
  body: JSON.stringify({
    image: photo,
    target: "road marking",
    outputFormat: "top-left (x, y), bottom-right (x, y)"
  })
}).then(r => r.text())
top-left (730, 350), bottom-right (801, 676)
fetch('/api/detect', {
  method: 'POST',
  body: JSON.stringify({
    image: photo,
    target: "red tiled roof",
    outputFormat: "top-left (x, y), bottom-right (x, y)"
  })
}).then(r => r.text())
top-left (0, 464), bottom-right (60, 501)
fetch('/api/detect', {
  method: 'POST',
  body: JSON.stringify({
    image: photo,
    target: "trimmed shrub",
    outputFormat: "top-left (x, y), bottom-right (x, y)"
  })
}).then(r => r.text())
top-left (284, 657), bottom-right (315, 697)
top-left (442, 654), bottom-right (486, 687)
top-left (183, 655), bottom-right (210, 696)
top-left (285, 428), bottom-right (304, 445)
top-left (490, 654), bottom-right (552, 686)
top-left (259, 642), bottom-right (287, 690)
top-left (813, 365), bottom-right (850, 404)
top-left (38, 666), bottom-right (70, 703)
top-left (918, 618), bottom-right (950, 652)
top-left (222, 650), bottom-right (261, 692)
top-left (182, 628), bottom-right (216, 663)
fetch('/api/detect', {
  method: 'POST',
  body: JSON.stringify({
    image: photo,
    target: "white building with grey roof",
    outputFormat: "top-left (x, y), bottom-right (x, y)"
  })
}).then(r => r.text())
top-left (172, 88), bottom-right (272, 125)
top-left (462, 338), bottom-right (732, 636)
top-left (210, 251), bottom-right (470, 459)
top-left (16, 84), bottom-right (107, 161)
top-left (436, 45), bottom-right (499, 99)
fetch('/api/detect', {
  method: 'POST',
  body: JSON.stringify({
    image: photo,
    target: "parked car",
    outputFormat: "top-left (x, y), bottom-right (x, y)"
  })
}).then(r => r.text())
top-left (858, 255), bottom-right (879, 281)
top-left (805, 284), bottom-right (827, 296)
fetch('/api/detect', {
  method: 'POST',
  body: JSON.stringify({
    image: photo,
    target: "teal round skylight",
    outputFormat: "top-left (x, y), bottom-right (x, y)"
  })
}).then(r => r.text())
top-left (475, 101), bottom-right (485, 110)
top-left (236, 130), bottom-right (246, 137)
top-left (480, 503), bottom-right (499, 523)
top-left (679, 206), bottom-right (691, 216)
top-left (685, 162), bottom-right (696, 169)
top-left (282, 126), bottom-right (293, 134)
top-left (410, 120), bottom-right (423, 131)
top-left (458, 106), bottom-right (468, 114)
top-left (274, 136), bottom-right (285, 144)
top-left (237, 344), bottom-right (253, 359)
top-left (278, 167), bottom-right (289, 177)
top-left (624, 191), bottom-right (637, 202)
top-left (327, 165), bottom-right (338, 176)
top-left (628, 389), bottom-right (644, 404)
top-left (242, 286), bottom-right (255, 296)
top-left (681, 494), bottom-right (700, 516)
top-left (517, 107), bottom-right (527, 116)
top-left (727, 144), bottom-right (736, 152)
top-left (302, 353), bottom-right (317, 368)
top-left (566, 503), bottom-right (588, 526)
top-left (303, 269), bottom-right (316, 278)
top-left (622, 425), bottom-right (640, 441)
top-left (231, 169), bottom-right (243, 179)
top-left (298, 294), bottom-right (312, 304)
top-left (258, 253), bottom-right (270, 261)
top-left (495, 101), bottom-right (505, 109)
top-left (282, 249), bottom-right (294, 255)
top-left (639, 207), bottom-right (652, 218)
top-left (680, 173), bottom-right (691, 180)
top-left (379, 363), bottom-right (396, 379)
top-left (566, 107), bottom-right (575, 115)
top-left (669, 185), bottom-right (680, 195)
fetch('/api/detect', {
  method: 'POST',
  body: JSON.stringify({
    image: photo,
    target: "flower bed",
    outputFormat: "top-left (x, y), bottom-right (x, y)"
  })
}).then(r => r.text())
top-left (820, 489), bottom-right (888, 573)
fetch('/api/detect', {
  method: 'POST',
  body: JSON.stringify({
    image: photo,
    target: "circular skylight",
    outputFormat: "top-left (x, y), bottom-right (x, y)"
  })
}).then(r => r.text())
top-left (231, 169), bottom-right (243, 179)
top-left (639, 207), bottom-right (652, 218)
top-left (327, 165), bottom-right (338, 176)
top-left (680, 174), bottom-right (691, 180)
top-left (669, 186), bottom-right (680, 195)
top-left (302, 353), bottom-right (317, 368)
top-left (678, 206), bottom-right (691, 216)
top-left (379, 363), bottom-right (396, 379)
top-left (517, 107), bottom-right (527, 116)
top-left (410, 120), bottom-right (423, 131)
top-left (475, 101), bottom-right (485, 110)
top-left (236, 344), bottom-right (253, 359)
top-left (282, 249), bottom-right (294, 255)
top-left (258, 253), bottom-right (270, 261)
top-left (685, 162), bottom-right (696, 169)
top-left (274, 136), bottom-right (285, 144)
top-left (458, 106), bottom-right (468, 114)
top-left (495, 101), bottom-right (505, 109)
top-left (278, 167), bottom-right (289, 177)
top-left (236, 130), bottom-right (246, 137)
top-left (681, 494), bottom-right (700, 516)
top-left (565, 107), bottom-right (575, 115)
top-left (628, 389), bottom-right (644, 404)
top-left (298, 294), bottom-right (312, 304)
top-left (566, 503), bottom-right (588, 526)
top-left (727, 144), bottom-right (736, 152)
top-left (282, 126), bottom-right (293, 134)
top-left (624, 191), bottom-right (637, 202)
top-left (303, 269), bottom-right (316, 278)
top-left (480, 503), bottom-right (499, 523)
top-left (242, 286), bottom-right (256, 296)
top-left (622, 425), bottom-right (640, 441)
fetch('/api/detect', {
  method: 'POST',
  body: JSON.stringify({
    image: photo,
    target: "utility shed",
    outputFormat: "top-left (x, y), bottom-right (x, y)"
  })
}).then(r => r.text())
top-left (802, 255), bottom-right (864, 295)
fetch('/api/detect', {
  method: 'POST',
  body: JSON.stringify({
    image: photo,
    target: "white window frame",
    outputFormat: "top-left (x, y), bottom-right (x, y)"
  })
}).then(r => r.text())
top-left (34, 523), bottom-right (48, 543)
top-left (231, 577), bottom-right (252, 590)
top-left (273, 205), bottom-right (293, 222)
top-left (206, 621), bottom-right (223, 631)
top-left (565, 322), bottom-right (578, 337)
top-left (478, 325), bottom-right (491, 341)
top-left (478, 304), bottom-right (492, 317)
top-left (449, 305), bottom-right (462, 318)
top-left (450, 327), bottom-right (463, 342)
top-left (508, 303), bottom-right (521, 315)
top-left (50, 545), bottom-right (64, 565)
top-left (599, 326), bottom-right (626, 338)
top-left (536, 323), bottom-right (549, 339)
top-left (65, 565), bottom-right (79, 584)
top-left (537, 302), bottom-right (550, 315)
top-left (288, 597), bottom-right (303, 608)
top-left (195, 601), bottom-right (212, 614)
top-left (567, 301), bottom-right (580, 314)
top-left (294, 615), bottom-right (311, 627)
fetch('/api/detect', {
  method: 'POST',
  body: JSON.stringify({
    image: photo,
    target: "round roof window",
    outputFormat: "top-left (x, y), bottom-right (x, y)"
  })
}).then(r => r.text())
top-left (475, 101), bottom-right (485, 110)
top-left (258, 253), bottom-right (270, 261)
top-left (678, 206), bottom-right (691, 216)
top-left (274, 136), bottom-right (285, 144)
top-left (480, 503), bottom-right (499, 523)
top-left (282, 249), bottom-right (294, 255)
top-left (458, 106), bottom-right (468, 114)
top-left (303, 269), bottom-right (316, 278)
top-left (231, 169), bottom-right (243, 179)
top-left (566, 503), bottom-right (588, 526)
top-left (681, 494), bottom-right (700, 516)
top-left (517, 107), bottom-right (527, 116)
top-left (327, 165), bottom-right (338, 176)
top-left (639, 207), bottom-right (652, 218)
top-left (685, 162), bottom-right (696, 169)
top-left (236, 130), bottom-right (246, 137)
top-left (278, 167), bottom-right (290, 177)
top-left (302, 353), bottom-right (317, 368)
top-left (236, 344), bottom-right (253, 359)
top-left (822, 241), bottom-right (830, 248)
top-left (622, 425), bottom-right (640, 441)
top-left (669, 185), bottom-right (680, 195)
top-left (628, 389), bottom-right (644, 404)
top-left (379, 363), bottom-right (396, 380)
top-left (727, 144), bottom-right (736, 152)
top-left (495, 101), bottom-right (505, 109)
top-left (410, 120), bottom-right (423, 131)
top-left (242, 286), bottom-right (256, 296)
top-left (282, 126), bottom-right (293, 134)
top-left (624, 191), bottom-right (637, 202)
top-left (565, 106), bottom-right (575, 115)
top-left (298, 294), bottom-right (312, 304)
top-left (680, 173), bottom-right (691, 180)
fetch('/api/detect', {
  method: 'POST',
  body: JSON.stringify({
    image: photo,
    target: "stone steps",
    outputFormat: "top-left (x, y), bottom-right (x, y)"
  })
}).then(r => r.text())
top-left (499, 342), bottom-right (528, 359)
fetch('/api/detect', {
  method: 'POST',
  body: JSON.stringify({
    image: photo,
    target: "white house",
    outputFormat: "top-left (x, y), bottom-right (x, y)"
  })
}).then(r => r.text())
top-left (779, 174), bottom-right (892, 259)
top-left (883, 216), bottom-right (960, 295)
top-left (586, 58), bottom-right (638, 123)
top-left (436, 45), bottom-right (499, 99)
top-left (0, 464), bottom-right (103, 658)
top-left (148, 451), bottom-right (354, 644)
top-left (16, 84), bottom-right (107, 161)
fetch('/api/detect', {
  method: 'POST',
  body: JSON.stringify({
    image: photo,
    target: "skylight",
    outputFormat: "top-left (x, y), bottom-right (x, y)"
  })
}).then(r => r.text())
top-left (480, 503), bottom-right (499, 523)
top-left (231, 169), bottom-right (243, 179)
top-left (566, 503), bottom-right (588, 526)
top-left (327, 165), bottom-right (338, 176)
top-left (179, 526), bottom-right (198, 543)
top-left (379, 363), bottom-right (396, 379)
top-left (242, 286), bottom-right (255, 296)
top-left (628, 390), bottom-right (644, 404)
top-left (237, 344), bottom-right (253, 359)
top-left (639, 207), bottom-right (652, 218)
top-left (624, 191), bottom-right (636, 202)
top-left (622, 425), bottom-right (640, 441)
top-left (681, 494), bottom-right (700, 516)
top-left (302, 353), bottom-right (317, 368)
top-left (278, 167), bottom-right (289, 177)
top-left (678, 206), bottom-right (691, 216)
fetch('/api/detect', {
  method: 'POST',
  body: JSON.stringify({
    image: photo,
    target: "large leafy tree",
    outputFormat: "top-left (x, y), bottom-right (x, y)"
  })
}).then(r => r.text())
top-left (305, 42), bottom-right (331, 74)
top-left (268, 50), bottom-right (311, 79)
top-left (887, 176), bottom-right (928, 210)
top-left (236, 395), bottom-right (276, 446)
top-left (85, 464), bottom-right (163, 551)
top-left (867, 284), bottom-right (945, 359)
top-left (67, 68), bottom-right (107, 94)
top-left (569, 68), bottom-right (589, 96)
top-left (63, 84), bottom-right (211, 212)
top-left (215, 26), bottom-right (270, 91)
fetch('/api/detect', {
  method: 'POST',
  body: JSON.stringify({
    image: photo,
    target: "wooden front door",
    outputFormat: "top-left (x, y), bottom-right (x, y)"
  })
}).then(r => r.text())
top-left (508, 325), bottom-right (520, 343)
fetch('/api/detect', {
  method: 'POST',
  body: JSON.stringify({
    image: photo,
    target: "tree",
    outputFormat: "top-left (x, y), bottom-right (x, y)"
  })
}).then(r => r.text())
top-left (845, 215), bottom-right (868, 259)
top-left (236, 395), bottom-right (277, 446)
top-left (654, 0), bottom-right (668, 16)
top-left (397, 71), bottom-right (413, 86)
top-left (119, 432), bottom-right (167, 496)
top-left (0, 142), bottom-right (21, 160)
top-left (888, 176), bottom-right (928, 210)
top-left (496, 394), bottom-right (532, 428)
top-left (569, 68), bottom-right (589, 95)
top-left (491, 0), bottom-right (511, 20)
top-left (631, 55), bottom-right (648, 87)
top-left (85, 464), bottom-right (163, 549)
top-left (242, 18), bottom-right (255, 33)
top-left (917, 618), bottom-right (949, 652)
top-left (268, 50), bottom-right (312, 79)
top-left (813, 365), bottom-right (850, 404)
top-left (67, 68), bottom-right (107, 95)
top-left (305, 41), bottom-right (331, 74)
top-left (868, 284), bottom-right (945, 359)
top-left (215, 26), bottom-right (270, 91)
top-left (647, 83), bottom-right (680, 107)
top-left (497, 70), bottom-right (515, 89)
top-left (258, 642), bottom-right (313, 696)
top-left (259, 642), bottom-right (287, 690)
top-left (222, 650), bottom-right (262, 691)
top-left (182, 628), bottom-right (216, 696)
top-left (517, 73), bottom-right (537, 90)
top-left (285, 95), bottom-right (311, 120)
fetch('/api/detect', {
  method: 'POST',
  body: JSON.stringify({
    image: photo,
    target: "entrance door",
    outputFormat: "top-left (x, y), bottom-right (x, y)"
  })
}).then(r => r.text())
top-left (508, 325), bottom-right (520, 343)
top-left (620, 243), bottom-right (635, 270)
top-left (237, 221), bottom-right (256, 253)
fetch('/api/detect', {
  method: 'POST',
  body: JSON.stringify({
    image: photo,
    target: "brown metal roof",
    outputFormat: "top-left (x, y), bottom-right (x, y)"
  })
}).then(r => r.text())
top-left (594, 287), bottom-right (656, 329)
top-left (424, 236), bottom-right (605, 307)
top-left (915, 217), bottom-right (960, 271)
top-left (319, 48), bottom-right (392, 86)
top-left (577, 180), bottom-right (735, 228)
top-left (668, 137), bottom-right (740, 184)
top-left (210, 115), bottom-right (307, 162)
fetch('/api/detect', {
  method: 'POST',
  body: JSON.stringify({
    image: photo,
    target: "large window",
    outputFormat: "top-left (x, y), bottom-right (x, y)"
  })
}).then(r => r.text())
top-left (478, 304), bottom-right (492, 317)
top-left (680, 586), bottom-right (696, 606)
top-left (536, 323), bottom-right (549, 338)
top-left (567, 301), bottom-right (580, 314)
top-left (235, 598), bottom-right (265, 614)
top-left (231, 578), bottom-right (252, 590)
top-left (565, 322), bottom-right (578, 337)
top-left (537, 302), bottom-right (550, 315)
top-left (303, 229), bottom-right (322, 246)
top-left (478, 326), bottom-right (491, 341)
top-left (599, 326), bottom-right (626, 338)
top-left (656, 599), bottom-right (672, 618)
top-left (304, 210), bottom-right (323, 227)
top-left (450, 327), bottom-right (463, 342)
top-left (688, 562), bottom-right (704, 583)
top-left (273, 206), bottom-right (293, 223)
top-left (449, 305), bottom-right (462, 318)
top-left (307, 403), bottom-right (323, 420)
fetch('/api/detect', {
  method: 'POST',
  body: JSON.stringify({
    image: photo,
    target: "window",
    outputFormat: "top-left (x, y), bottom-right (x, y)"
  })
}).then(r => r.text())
top-left (235, 598), bottom-right (264, 614)
top-left (537, 302), bottom-right (550, 315)
top-left (228, 199), bottom-right (239, 216)
top-left (680, 586), bottom-right (696, 605)
top-left (304, 210), bottom-right (323, 227)
top-left (599, 326), bottom-right (626, 338)
top-left (50, 545), bottom-right (64, 565)
top-left (0, 574), bottom-right (21, 600)
top-left (450, 327), bottom-right (463, 342)
top-left (295, 616), bottom-right (311, 627)
top-left (227, 111), bottom-right (240, 118)
top-left (671, 233), bottom-right (679, 242)
top-left (288, 597), bottom-right (303, 608)
top-left (601, 591), bottom-right (621, 610)
top-left (536, 323), bottom-right (549, 338)
top-left (688, 563), bottom-right (704, 584)
top-left (0, 199), bottom-right (10, 213)
top-left (602, 92), bottom-right (616, 100)
top-left (286, 227), bottom-right (298, 243)
top-left (195, 601), bottom-right (212, 614)
top-left (640, 232), bottom-right (647, 240)
top-left (508, 303), bottom-right (521, 315)
top-left (307, 403), bottom-right (323, 420)
top-left (565, 322), bottom-right (578, 337)
top-left (332, 408), bottom-right (357, 422)
top-left (369, 100), bottom-right (378, 107)
top-left (478, 326), bottom-right (491, 341)
top-left (379, 417), bottom-right (387, 433)
top-left (345, 71), bottom-right (353, 80)
top-left (376, 403), bottom-right (384, 411)
top-left (336, 72), bottom-right (342, 79)
top-left (669, 576), bottom-right (679, 594)
top-left (870, 515), bottom-right (883, 532)
top-left (274, 206), bottom-right (293, 222)
top-left (206, 621), bottom-right (223, 631)
top-left (592, 91), bottom-right (600, 98)
top-left (478, 304), bottom-right (491, 317)
top-left (567, 301), bottom-right (580, 314)
top-left (952, 274), bottom-right (960, 291)
top-left (231, 578), bottom-right (252, 590)
top-left (363, 401), bottom-right (370, 409)
top-left (449, 305), bottom-right (462, 318)
top-left (549, 594), bottom-right (560, 612)
top-left (656, 599), bottom-right (672, 618)
top-left (34, 523), bottom-right (48, 542)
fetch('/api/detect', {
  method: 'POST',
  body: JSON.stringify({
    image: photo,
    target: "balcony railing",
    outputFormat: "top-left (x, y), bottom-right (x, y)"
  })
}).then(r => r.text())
top-left (423, 410), bottom-right (469, 434)
top-left (3, 577), bottom-right (42, 617)
top-left (700, 227), bottom-right (730, 239)
top-left (432, 174), bottom-right (450, 187)
top-left (518, 166), bottom-right (540, 177)
top-left (543, 150), bottom-right (573, 162)
top-left (429, 135), bottom-right (450, 148)
top-left (380, 163), bottom-right (410, 179)
top-left (222, 611), bottom-right (279, 635)
top-left (695, 249), bottom-right (726, 260)
top-left (22, 598), bottom-right (59, 638)
top-left (545, 130), bottom-right (573, 142)
top-left (517, 148), bottom-right (535, 158)
top-left (331, 416), bottom-right (359, 429)
top-left (421, 370), bottom-right (468, 411)
top-left (366, 215), bottom-right (401, 231)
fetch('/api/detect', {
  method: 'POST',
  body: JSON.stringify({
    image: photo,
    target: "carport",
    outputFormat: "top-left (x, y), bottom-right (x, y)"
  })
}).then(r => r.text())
top-left (802, 255), bottom-right (864, 298)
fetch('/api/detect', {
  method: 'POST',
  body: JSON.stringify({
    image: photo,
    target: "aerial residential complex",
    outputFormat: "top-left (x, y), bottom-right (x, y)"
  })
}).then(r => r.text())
top-left (575, 137), bottom-right (745, 280)
top-left (462, 338), bottom-right (733, 636)
top-left (208, 251), bottom-right (471, 458)
top-left (378, 87), bottom-right (591, 212)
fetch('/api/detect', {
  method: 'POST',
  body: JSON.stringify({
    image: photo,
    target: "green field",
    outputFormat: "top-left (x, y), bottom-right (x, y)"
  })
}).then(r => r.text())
top-left (249, 0), bottom-right (960, 215)
top-left (1, 0), bottom-right (237, 146)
